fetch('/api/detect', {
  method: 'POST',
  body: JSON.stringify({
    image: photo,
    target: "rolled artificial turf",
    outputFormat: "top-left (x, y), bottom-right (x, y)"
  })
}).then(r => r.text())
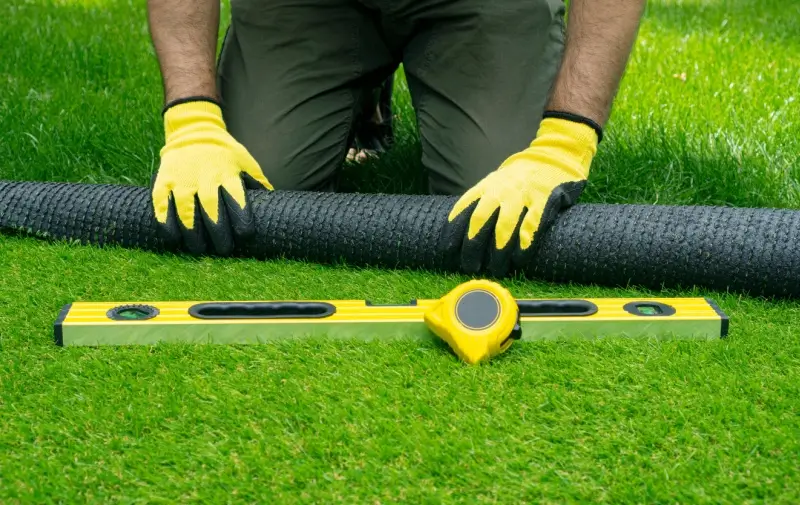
top-left (1, 179), bottom-right (798, 299)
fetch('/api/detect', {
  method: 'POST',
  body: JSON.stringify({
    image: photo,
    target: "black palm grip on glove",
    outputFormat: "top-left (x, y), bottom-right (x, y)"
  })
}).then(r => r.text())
top-left (451, 202), bottom-right (521, 278)
top-left (152, 99), bottom-right (275, 257)
top-left (449, 180), bottom-right (587, 278)
top-left (511, 179), bottom-right (588, 268)
top-left (154, 179), bottom-right (257, 256)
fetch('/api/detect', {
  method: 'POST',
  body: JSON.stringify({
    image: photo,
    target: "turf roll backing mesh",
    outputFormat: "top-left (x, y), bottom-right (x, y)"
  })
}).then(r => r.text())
top-left (1, 179), bottom-right (799, 298)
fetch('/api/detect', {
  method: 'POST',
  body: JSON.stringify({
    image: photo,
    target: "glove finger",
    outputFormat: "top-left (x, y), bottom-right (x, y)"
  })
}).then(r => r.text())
top-left (238, 148), bottom-right (274, 191)
top-left (447, 186), bottom-right (482, 222)
top-left (486, 205), bottom-right (525, 278)
top-left (466, 194), bottom-right (500, 241)
top-left (511, 188), bottom-right (570, 271)
top-left (198, 183), bottom-right (236, 256)
top-left (493, 200), bottom-right (525, 250)
top-left (172, 188), bottom-right (208, 255)
top-left (518, 202), bottom-right (544, 251)
top-left (149, 170), bottom-right (160, 193)
top-left (460, 205), bottom-right (500, 275)
top-left (155, 192), bottom-right (182, 249)
top-left (241, 171), bottom-right (271, 192)
top-left (459, 195), bottom-right (502, 273)
top-left (437, 198), bottom-right (476, 270)
top-left (221, 177), bottom-right (256, 241)
top-left (150, 177), bottom-right (182, 248)
top-left (179, 210), bottom-right (209, 255)
top-left (559, 180), bottom-right (588, 207)
top-left (150, 175), bottom-right (172, 225)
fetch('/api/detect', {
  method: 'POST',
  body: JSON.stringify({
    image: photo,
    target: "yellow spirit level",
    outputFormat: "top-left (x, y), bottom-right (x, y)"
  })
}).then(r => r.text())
top-left (54, 279), bottom-right (728, 363)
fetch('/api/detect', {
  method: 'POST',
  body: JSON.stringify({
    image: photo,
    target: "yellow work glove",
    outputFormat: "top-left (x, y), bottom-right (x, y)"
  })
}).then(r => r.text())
top-left (151, 99), bottom-right (273, 255)
top-left (447, 115), bottom-right (600, 277)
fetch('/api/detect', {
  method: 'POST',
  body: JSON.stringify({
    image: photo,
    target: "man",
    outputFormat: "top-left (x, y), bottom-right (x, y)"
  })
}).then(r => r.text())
top-left (147, 0), bottom-right (646, 276)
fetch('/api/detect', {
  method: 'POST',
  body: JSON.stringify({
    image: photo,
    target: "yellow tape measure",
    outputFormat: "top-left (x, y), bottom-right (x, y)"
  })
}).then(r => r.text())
top-left (424, 279), bottom-right (521, 364)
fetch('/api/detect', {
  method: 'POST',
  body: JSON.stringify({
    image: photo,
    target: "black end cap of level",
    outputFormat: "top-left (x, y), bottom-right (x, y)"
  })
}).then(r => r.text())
top-left (54, 303), bottom-right (72, 347)
top-left (705, 298), bottom-right (730, 338)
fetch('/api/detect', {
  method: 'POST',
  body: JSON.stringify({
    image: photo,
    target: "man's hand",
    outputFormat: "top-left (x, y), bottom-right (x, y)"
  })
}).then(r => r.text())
top-left (152, 100), bottom-right (273, 255)
top-left (445, 0), bottom-right (645, 275)
top-left (146, 0), bottom-right (272, 255)
top-left (447, 117), bottom-right (598, 276)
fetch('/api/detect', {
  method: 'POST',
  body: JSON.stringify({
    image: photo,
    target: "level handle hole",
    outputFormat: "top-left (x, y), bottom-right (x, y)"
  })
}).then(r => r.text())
top-left (623, 301), bottom-right (677, 317)
top-left (517, 300), bottom-right (598, 317)
top-left (188, 302), bottom-right (335, 319)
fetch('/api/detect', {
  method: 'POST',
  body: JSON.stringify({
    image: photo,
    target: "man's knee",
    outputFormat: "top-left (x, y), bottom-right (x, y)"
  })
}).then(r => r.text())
top-left (220, 86), bottom-right (358, 192)
top-left (407, 0), bottom-right (566, 196)
top-left (234, 128), bottom-right (347, 192)
top-left (424, 127), bottom-right (534, 196)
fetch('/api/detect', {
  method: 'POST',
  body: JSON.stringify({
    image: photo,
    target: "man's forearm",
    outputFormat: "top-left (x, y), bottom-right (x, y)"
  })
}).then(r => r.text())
top-left (147, 0), bottom-right (220, 105)
top-left (546, 0), bottom-right (647, 127)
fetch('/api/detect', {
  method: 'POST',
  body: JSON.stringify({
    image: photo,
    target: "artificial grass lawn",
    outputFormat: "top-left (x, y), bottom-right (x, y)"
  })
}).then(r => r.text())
top-left (1, 0), bottom-right (799, 502)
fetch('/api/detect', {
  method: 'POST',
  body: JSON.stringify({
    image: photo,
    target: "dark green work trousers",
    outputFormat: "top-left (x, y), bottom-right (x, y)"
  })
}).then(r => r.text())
top-left (217, 0), bottom-right (566, 195)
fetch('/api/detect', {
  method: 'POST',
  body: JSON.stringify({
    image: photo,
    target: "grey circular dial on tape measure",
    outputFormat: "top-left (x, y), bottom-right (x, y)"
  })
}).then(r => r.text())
top-left (455, 290), bottom-right (501, 330)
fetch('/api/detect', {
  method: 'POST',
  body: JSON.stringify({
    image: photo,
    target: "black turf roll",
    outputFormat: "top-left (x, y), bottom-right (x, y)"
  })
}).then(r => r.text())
top-left (1, 180), bottom-right (799, 298)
